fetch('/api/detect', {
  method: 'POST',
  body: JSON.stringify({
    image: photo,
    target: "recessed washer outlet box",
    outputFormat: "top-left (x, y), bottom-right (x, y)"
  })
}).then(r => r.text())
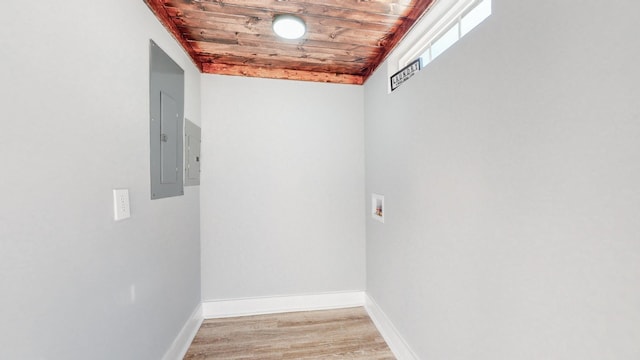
top-left (371, 193), bottom-right (384, 223)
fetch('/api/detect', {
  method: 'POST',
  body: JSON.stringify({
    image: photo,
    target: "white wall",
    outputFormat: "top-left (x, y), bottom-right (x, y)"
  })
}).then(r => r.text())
top-left (364, 1), bottom-right (640, 359)
top-left (0, 1), bottom-right (200, 359)
top-left (200, 75), bottom-right (365, 301)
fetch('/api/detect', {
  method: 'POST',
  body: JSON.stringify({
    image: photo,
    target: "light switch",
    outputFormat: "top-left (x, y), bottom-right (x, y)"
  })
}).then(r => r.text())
top-left (113, 189), bottom-right (131, 221)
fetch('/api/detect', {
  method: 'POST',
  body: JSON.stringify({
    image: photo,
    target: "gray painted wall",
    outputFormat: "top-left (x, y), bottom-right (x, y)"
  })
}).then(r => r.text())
top-left (365, 1), bottom-right (640, 358)
top-left (0, 1), bottom-right (201, 359)
top-left (200, 75), bottom-right (365, 300)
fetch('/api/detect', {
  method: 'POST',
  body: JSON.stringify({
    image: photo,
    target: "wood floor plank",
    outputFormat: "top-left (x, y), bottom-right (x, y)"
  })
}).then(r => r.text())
top-left (184, 307), bottom-right (395, 359)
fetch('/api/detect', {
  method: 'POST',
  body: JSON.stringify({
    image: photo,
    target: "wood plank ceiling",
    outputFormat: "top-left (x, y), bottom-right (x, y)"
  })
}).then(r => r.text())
top-left (144, 0), bottom-right (435, 85)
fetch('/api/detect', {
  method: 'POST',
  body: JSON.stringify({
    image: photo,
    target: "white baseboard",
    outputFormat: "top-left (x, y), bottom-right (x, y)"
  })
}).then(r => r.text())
top-left (202, 291), bottom-right (366, 319)
top-left (365, 294), bottom-right (419, 360)
top-left (165, 292), bottom-right (417, 360)
top-left (162, 303), bottom-right (204, 360)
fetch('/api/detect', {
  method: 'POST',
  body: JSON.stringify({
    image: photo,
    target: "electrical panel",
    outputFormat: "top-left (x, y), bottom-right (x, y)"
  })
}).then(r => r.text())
top-left (184, 119), bottom-right (201, 186)
top-left (149, 40), bottom-right (184, 199)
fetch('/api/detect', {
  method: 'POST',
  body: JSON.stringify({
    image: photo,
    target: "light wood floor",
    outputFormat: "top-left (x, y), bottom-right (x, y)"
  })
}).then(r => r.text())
top-left (183, 307), bottom-right (395, 359)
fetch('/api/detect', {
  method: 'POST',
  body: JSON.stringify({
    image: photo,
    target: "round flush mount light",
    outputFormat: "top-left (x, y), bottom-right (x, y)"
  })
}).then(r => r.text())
top-left (272, 14), bottom-right (306, 40)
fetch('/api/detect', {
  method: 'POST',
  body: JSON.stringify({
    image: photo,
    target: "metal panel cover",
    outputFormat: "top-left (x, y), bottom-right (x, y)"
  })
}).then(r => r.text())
top-left (184, 119), bottom-right (201, 187)
top-left (150, 40), bottom-right (184, 199)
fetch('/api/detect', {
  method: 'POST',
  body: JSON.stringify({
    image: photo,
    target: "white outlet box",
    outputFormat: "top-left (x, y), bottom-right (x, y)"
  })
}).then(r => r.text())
top-left (113, 189), bottom-right (131, 221)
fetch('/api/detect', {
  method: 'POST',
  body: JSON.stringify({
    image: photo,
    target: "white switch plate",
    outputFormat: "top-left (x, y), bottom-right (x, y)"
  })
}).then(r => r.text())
top-left (113, 189), bottom-right (131, 221)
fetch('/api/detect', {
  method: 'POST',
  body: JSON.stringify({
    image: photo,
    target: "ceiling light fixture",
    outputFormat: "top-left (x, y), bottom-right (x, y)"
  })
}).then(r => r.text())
top-left (272, 14), bottom-right (306, 40)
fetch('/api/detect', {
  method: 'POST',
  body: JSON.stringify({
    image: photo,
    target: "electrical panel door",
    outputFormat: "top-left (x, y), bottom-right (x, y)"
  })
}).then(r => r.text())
top-left (160, 92), bottom-right (179, 185)
top-left (184, 119), bottom-right (201, 186)
top-left (149, 40), bottom-right (184, 199)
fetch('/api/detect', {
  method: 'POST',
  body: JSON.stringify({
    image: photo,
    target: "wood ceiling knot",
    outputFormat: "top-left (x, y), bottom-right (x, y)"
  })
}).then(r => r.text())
top-left (145, 0), bottom-right (435, 85)
top-left (329, 28), bottom-right (348, 40)
top-left (245, 16), bottom-right (261, 26)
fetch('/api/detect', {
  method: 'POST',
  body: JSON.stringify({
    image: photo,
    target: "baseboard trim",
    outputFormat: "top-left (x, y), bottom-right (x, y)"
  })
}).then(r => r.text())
top-left (162, 302), bottom-right (204, 360)
top-left (365, 294), bottom-right (419, 360)
top-left (202, 291), bottom-right (366, 319)
top-left (165, 292), bottom-right (416, 359)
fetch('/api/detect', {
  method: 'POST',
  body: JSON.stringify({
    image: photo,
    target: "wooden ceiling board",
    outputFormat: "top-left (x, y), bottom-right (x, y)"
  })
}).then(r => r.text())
top-left (145, 0), bottom-right (435, 84)
top-left (169, 0), bottom-right (413, 21)
top-left (188, 33), bottom-right (381, 58)
top-left (202, 63), bottom-right (366, 84)
top-left (185, 24), bottom-right (391, 49)
top-left (194, 43), bottom-right (370, 65)
top-left (196, 53), bottom-right (368, 75)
